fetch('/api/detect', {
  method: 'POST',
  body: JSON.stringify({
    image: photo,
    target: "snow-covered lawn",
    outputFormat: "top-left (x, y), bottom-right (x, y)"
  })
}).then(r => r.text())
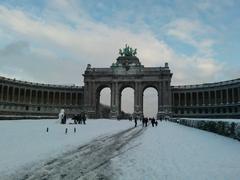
top-left (0, 119), bottom-right (132, 176)
top-left (110, 122), bottom-right (240, 180)
top-left (1, 119), bottom-right (240, 179)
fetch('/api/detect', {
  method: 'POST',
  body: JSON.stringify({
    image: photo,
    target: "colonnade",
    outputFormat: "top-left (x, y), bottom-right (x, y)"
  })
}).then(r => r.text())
top-left (0, 84), bottom-right (83, 106)
top-left (173, 88), bottom-right (240, 107)
top-left (172, 85), bottom-right (240, 117)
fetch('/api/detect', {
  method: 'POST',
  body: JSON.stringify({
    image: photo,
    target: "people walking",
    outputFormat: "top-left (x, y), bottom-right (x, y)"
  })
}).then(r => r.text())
top-left (83, 113), bottom-right (86, 125)
top-left (155, 118), bottom-right (158, 126)
top-left (151, 118), bottom-right (155, 127)
top-left (144, 117), bottom-right (148, 127)
top-left (134, 117), bottom-right (138, 127)
top-left (142, 117), bottom-right (145, 127)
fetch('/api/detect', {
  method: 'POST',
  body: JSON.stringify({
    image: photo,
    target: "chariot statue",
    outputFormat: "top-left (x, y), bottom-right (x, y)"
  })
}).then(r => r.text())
top-left (119, 44), bottom-right (137, 57)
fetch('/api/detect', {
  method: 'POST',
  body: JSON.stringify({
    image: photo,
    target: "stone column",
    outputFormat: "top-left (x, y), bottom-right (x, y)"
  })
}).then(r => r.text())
top-left (110, 82), bottom-right (114, 110)
top-left (178, 92), bottom-right (181, 106)
top-left (196, 91), bottom-right (199, 106)
top-left (172, 93), bottom-right (175, 107)
top-left (232, 88), bottom-right (235, 104)
top-left (59, 92), bottom-right (61, 105)
top-left (190, 92), bottom-right (193, 106)
top-left (238, 87), bottom-right (240, 103)
top-left (52, 92), bottom-right (55, 105)
top-left (157, 89), bottom-right (162, 118)
top-left (214, 90), bottom-right (217, 105)
top-left (23, 88), bottom-right (26, 104)
top-left (70, 93), bottom-right (73, 105)
top-left (134, 82), bottom-right (143, 117)
top-left (184, 93), bottom-right (187, 106)
top-left (157, 80), bottom-right (171, 119)
top-left (115, 82), bottom-right (119, 115)
top-left (110, 82), bottom-right (120, 118)
top-left (39, 91), bottom-right (43, 104)
top-left (92, 82), bottom-right (96, 112)
top-left (64, 92), bottom-right (67, 105)
top-left (134, 82), bottom-right (138, 115)
top-left (0, 85), bottom-right (3, 101)
top-left (18, 88), bottom-right (21, 103)
top-left (208, 91), bottom-right (211, 105)
top-left (9, 86), bottom-right (14, 102)
top-left (202, 91), bottom-right (205, 106)
top-left (29, 89), bottom-right (32, 104)
top-left (158, 82), bottom-right (163, 112)
top-left (220, 89), bottom-right (223, 105)
top-left (226, 89), bottom-right (229, 104)
top-left (47, 91), bottom-right (50, 105)
top-left (5, 86), bottom-right (9, 102)
top-left (119, 92), bottom-right (122, 113)
top-left (138, 83), bottom-right (143, 117)
top-left (89, 84), bottom-right (92, 107)
top-left (76, 92), bottom-right (79, 105)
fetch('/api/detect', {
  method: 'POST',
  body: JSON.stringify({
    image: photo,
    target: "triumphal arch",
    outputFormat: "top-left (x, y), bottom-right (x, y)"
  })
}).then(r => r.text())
top-left (83, 45), bottom-right (172, 119)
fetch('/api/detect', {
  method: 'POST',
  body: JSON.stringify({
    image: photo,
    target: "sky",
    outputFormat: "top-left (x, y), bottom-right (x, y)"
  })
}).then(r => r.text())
top-left (0, 0), bottom-right (240, 116)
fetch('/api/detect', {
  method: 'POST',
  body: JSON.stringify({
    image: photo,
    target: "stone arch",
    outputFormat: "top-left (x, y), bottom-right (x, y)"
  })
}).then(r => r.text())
top-left (95, 84), bottom-right (111, 118)
top-left (83, 55), bottom-right (172, 119)
top-left (143, 86), bottom-right (159, 118)
top-left (119, 86), bottom-right (135, 118)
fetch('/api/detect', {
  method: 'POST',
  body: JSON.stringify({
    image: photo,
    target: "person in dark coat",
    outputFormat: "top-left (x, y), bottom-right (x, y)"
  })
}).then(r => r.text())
top-left (83, 113), bottom-right (86, 124)
top-left (155, 118), bottom-right (158, 126)
top-left (142, 117), bottom-right (145, 127)
top-left (78, 114), bottom-right (82, 124)
top-left (134, 117), bottom-right (138, 127)
top-left (151, 118), bottom-right (155, 127)
top-left (63, 114), bottom-right (67, 124)
top-left (145, 117), bottom-right (148, 127)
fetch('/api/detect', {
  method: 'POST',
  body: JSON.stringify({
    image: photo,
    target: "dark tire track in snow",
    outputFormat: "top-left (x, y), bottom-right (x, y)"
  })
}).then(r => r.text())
top-left (6, 126), bottom-right (145, 180)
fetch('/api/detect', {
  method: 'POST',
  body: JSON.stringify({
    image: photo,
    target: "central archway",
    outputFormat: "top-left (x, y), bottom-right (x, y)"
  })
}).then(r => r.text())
top-left (119, 87), bottom-right (134, 119)
top-left (143, 87), bottom-right (158, 118)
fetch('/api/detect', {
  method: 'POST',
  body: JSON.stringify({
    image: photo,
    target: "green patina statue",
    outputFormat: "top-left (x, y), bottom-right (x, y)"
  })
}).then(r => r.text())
top-left (119, 44), bottom-right (137, 57)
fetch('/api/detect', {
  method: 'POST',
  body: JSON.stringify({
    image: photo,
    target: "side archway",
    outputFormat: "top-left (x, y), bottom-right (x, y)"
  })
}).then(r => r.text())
top-left (95, 85), bottom-right (111, 118)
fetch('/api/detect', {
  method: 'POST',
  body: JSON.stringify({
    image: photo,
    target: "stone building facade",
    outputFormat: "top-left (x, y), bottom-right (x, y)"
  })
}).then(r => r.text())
top-left (83, 56), bottom-right (172, 119)
top-left (172, 79), bottom-right (240, 118)
top-left (0, 76), bottom-right (84, 117)
top-left (0, 51), bottom-right (239, 119)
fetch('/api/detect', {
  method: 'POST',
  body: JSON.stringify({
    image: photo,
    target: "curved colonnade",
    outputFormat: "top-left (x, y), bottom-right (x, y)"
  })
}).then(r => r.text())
top-left (0, 76), bottom-right (84, 117)
top-left (172, 79), bottom-right (240, 118)
top-left (1, 75), bottom-right (240, 118)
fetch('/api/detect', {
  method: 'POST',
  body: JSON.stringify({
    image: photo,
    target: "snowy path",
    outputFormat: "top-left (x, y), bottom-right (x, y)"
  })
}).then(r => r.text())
top-left (4, 126), bottom-right (145, 180)
top-left (1, 120), bottom-right (240, 180)
top-left (109, 122), bottom-right (240, 180)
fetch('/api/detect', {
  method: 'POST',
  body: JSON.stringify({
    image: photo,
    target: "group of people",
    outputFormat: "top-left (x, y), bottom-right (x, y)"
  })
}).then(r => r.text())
top-left (72, 113), bottom-right (87, 124)
top-left (134, 117), bottom-right (158, 127)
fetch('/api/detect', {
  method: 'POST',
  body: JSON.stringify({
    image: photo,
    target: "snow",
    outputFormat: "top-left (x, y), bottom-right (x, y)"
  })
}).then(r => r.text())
top-left (109, 122), bottom-right (240, 180)
top-left (1, 119), bottom-right (240, 179)
top-left (0, 119), bottom-right (132, 176)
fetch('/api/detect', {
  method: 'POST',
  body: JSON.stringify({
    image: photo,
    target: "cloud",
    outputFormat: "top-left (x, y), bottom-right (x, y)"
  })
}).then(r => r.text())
top-left (1, 1), bottom-right (238, 116)
top-left (0, 3), bottom-right (227, 87)
top-left (165, 18), bottom-right (216, 56)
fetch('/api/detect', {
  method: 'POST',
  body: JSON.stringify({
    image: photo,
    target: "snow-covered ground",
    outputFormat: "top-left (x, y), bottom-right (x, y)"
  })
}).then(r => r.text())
top-left (0, 119), bottom-right (132, 176)
top-left (110, 122), bottom-right (240, 180)
top-left (1, 119), bottom-right (240, 180)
